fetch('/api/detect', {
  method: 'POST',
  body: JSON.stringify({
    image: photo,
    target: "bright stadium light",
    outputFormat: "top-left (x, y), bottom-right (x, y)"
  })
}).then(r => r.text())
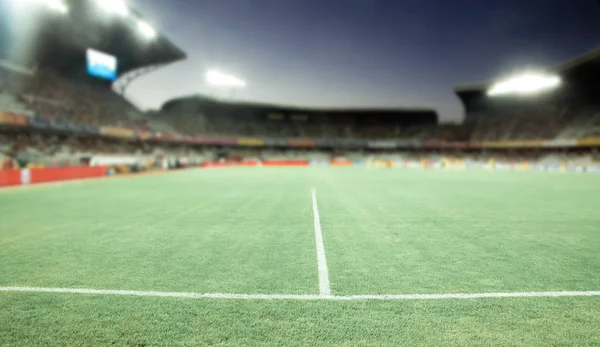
top-left (205, 70), bottom-right (246, 88)
top-left (19, 0), bottom-right (69, 13)
top-left (137, 20), bottom-right (157, 39)
top-left (43, 0), bottom-right (68, 13)
top-left (487, 72), bottom-right (561, 97)
top-left (95, 0), bottom-right (129, 16)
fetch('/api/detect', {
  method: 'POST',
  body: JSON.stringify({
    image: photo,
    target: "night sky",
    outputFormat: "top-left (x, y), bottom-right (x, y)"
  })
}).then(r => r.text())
top-left (127, 0), bottom-right (600, 122)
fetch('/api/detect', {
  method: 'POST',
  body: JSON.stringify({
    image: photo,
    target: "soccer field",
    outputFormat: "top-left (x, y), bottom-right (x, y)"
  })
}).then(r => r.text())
top-left (1, 168), bottom-right (600, 346)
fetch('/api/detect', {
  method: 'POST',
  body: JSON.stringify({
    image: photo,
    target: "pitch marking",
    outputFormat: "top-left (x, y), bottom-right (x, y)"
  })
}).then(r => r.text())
top-left (1, 287), bottom-right (600, 300)
top-left (312, 188), bottom-right (331, 296)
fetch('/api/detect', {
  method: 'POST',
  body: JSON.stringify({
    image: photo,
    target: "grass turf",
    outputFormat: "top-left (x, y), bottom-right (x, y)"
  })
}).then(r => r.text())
top-left (1, 168), bottom-right (599, 346)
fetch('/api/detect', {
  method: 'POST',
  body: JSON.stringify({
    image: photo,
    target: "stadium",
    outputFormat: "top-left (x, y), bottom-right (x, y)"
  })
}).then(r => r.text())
top-left (1, 0), bottom-right (599, 346)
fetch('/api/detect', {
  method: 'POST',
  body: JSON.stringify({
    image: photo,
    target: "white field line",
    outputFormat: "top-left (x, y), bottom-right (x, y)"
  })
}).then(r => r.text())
top-left (311, 188), bottom-right (331, 296)
top-left (1, 287), bottom-right (600, 300)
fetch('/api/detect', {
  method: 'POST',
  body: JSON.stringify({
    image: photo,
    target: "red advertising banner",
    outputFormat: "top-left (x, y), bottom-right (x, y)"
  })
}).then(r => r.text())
top-left (262, 160), bottom-right (309, 167)
top-left (0, 170), bottom-right (21, 187)
top-left (28, 166), bottom-right (109, 184)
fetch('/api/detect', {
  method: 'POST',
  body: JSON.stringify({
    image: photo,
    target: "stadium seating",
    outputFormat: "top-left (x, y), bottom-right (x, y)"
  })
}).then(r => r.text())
top-left (148, 108), bottom-right (442, 141)
top-left (6, 64), bottom-right (600, 145)
top-left (17, 69), bottom-right (145, 128)
top-left (466, 105), bottom-right (600, 142)
top-left (2, 57), bottom-right (600, 166)
top-left (0, 132), bottom-right (207, 168)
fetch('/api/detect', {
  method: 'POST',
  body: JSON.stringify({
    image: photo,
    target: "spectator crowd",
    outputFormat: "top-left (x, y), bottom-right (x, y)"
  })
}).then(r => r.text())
top-left (1, 64), bottom-right (600, 171)
top-left (0, 131), bottom-right (206, 169)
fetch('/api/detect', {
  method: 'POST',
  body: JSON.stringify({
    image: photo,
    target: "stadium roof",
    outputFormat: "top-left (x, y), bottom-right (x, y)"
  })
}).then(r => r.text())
top-left (454, 46), bottom-right (600, 111)
top-left (3, 0), bottom-right (186, 77)
top-left (161, 95), bottom-right (439, 125)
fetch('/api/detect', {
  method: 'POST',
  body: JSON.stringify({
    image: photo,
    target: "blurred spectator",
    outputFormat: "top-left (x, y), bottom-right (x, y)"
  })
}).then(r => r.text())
top-left (14, 69), bottom-right (146, 130)
top-left (5, 66), bottom-right (600, 145)
top-left (0, 132), bottom-right (206, 169)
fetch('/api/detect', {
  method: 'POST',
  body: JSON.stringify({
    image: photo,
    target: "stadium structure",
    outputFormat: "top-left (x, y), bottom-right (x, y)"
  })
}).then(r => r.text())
top-left (155, 94), bottom-right (438, 146)
top-left (2, 0), bottom-right (185, 74)
top-left (1, 1), bottom-right (600, 346)
top-left (0, 0), bottom-right (599, 170)
top-left (455, 47), bottom-right (600, 145)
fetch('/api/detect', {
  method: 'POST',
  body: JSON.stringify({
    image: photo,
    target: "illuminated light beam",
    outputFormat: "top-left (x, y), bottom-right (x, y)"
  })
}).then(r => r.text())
top-left (44, 0), bottom-right (68, 13)
top-left (137, 20), bottom-right (157, 39)
top-left (95, 0), bottom-right (129, 17)
top-left (487, 72), bottom-right (561, 97)
top-left (18, 0), bottom-right (69, 13)
top-left (205, 70), bottom-right (246, 88)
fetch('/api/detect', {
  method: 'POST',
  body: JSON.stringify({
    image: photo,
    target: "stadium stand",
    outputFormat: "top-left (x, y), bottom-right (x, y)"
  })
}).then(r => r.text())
top-left (1, 0), bottom-right (600, 176)
top-left (0, 131), bottom-right (207, 169)
top-left (152, 95), bottom-right (439, 140)
top-left (14, 68), bottom-right (153, 129)
top-left (455, 48), bottom-right (600, 142)
top-left (0, 0), bottom-right (194, 174)
top-left (0, 64), bottom-right (35, 117)
top-left (0, 0), bottom-right (185, 128)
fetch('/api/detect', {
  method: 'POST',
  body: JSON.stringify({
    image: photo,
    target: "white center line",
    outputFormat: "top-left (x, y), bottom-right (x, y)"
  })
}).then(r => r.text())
top-left (312, 188), bottom-right (331, 296)
top-left (1, 286), bottom-right (600, 300)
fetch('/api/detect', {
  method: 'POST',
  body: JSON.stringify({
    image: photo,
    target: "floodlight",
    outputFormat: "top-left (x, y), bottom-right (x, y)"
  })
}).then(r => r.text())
top-left (18, 0), bottom-right (69, 13)
top-left (95, 0), bottom-right (129, 16)
top-left (205, 70), bottom-right (246, 88)
top-left (43, 0), bottom-right (68, 13)
top-left (488, 72), bottom-right (561, 97)
top-left (137, 20), bottom-right (156, 39)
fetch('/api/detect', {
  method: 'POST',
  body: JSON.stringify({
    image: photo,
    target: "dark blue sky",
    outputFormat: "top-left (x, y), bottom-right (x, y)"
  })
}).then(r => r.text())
top-left (127, 0), bottom-right (600, 122)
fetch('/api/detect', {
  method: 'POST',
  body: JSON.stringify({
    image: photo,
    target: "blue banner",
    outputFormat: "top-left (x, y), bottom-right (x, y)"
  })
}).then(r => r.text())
top-left (30, 116), bottom-right (50, 129)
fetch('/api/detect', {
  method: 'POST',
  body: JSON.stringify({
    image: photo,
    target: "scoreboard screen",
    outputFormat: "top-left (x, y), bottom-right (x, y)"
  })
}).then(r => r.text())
top-left (86, 48), bottom-right (118, 81)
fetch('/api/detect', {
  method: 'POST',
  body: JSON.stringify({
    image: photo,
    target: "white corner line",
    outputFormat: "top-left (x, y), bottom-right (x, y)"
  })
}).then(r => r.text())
top-left (1, 287), bottom-right (600, 301)
top-left (312, 188), bottom-right (331, 296)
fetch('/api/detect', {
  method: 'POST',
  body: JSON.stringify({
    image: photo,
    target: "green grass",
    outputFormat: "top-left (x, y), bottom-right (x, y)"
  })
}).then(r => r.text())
top-left (1, 168), bottom-right (600, 346)
top-left (317, 170), bottom-right (600, 294)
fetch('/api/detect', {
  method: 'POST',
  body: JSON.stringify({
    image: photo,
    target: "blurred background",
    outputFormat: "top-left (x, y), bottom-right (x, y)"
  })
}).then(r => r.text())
top-left (1, 0), bottom-right (600, 180)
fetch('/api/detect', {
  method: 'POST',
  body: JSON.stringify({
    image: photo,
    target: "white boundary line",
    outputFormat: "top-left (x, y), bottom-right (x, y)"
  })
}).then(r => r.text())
top-left (1, 287), bottom-right (600, 300)
top-left (312, 188), bottom-right (331, 296)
